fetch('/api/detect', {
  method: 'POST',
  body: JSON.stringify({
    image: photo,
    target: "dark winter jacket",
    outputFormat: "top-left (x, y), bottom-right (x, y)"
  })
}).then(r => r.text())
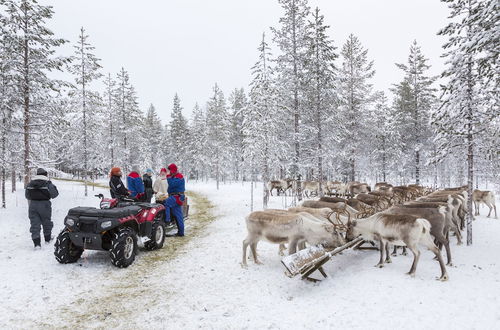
top-left (127, 172), bottom-right (145, 198)
top-left (25, 175), bottom-right (59, 201)
top-left (143, 174), bottom-right (153, 190)
top-left (109, 175), bottom-right (129, 198)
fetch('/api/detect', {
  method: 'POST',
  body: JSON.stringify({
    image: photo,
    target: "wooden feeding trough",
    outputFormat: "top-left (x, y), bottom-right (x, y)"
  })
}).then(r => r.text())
top-left (281, 237), bottom-right (364, 282)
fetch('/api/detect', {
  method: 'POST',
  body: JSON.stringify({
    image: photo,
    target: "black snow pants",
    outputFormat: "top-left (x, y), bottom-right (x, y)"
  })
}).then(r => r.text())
top-left (28, 200), bottom-right (53, 240)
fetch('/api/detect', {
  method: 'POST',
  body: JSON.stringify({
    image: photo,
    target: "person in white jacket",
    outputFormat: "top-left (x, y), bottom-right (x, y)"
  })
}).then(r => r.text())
top-left (153, 167), bottom-right (169, 201)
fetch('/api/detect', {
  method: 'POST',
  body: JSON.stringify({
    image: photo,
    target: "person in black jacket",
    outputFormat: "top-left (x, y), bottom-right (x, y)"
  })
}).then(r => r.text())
top-left (143, 168), bottom-right (154, 203)
top-left (109, 167), bottom-right (129, 199)
top-left (25, 168), bottom-right (59, 249)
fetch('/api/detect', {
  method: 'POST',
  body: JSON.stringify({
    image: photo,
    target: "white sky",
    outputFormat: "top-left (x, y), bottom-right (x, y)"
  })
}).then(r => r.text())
top-left (44, 0), bottom-right (450, 122)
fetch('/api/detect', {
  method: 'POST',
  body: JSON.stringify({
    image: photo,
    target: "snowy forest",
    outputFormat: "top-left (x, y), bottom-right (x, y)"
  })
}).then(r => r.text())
top-left (0, 0), bottom-right (498, 208)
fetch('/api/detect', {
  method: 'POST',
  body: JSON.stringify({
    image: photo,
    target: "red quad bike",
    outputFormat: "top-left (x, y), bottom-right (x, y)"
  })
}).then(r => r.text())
top-left (98, 193), bottom-right (189, 230)
top-left (54, 194), bottom-right (167, 268)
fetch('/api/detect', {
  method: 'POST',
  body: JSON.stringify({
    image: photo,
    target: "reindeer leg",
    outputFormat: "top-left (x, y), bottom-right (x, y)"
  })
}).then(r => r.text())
top-left (376, 239), bottom-right (385, 268)
top-left (486, 202), bottom-right (493, 218)
top-left (242, 237), bottom-right (251, 267)
top-left (402, 246), bottom-right (408, 256)
top-left (278, 243), bottom-right (286, 256)
top-left (250, 242), bottom-right (263, 265)
top-left (421, 235), bottom-right (448, 281)
top-left (288, 238), bottom-right (299, 255)
top-left (406, 243), bottom-right (421, 277)
top-left (385, 242), bottom-right (392, 263)
top-left (391, 246), bottom-right (398, 256)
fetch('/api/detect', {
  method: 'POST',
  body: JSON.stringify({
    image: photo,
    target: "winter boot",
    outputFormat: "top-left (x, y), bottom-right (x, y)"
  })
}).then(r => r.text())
top-left (44, 235), bottom-right (52, 243)
top-left (33, 238), bottom-right (41, 249)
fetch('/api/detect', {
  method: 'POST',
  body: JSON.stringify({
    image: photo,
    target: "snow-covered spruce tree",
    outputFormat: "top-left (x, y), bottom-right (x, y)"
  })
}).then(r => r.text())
top-left (169, 93), bottom-right (189, 170)
top-left (271, 0), bottom-right (310, 179)
top-left (114, 67), bottom-right (143, 169)
top-left (228, 88), bottom-right (247, 181)
top-left (143, 104), bottom-right (163, 171)
top-left (103, 73), bottom-right (120, 169)
top-left (243, 32), bottom-right (285, 208)
top-left (1, 0), bottom-right (69, 185)
top-left (368, 92), bottom-right (401, 183)
top-left (392, 40), bottom-right (436, 185)
top-left (433, 0), bottom-right (499, 245)
top-left (302, 7), bottom-right (337, 194)
top-left (206, 83), bottom-right (231, 190)
top-left (0, 16), bottom-right (16, 207)
top-left (337, 34), bottom-right (375, 182)
top-left (67, 27), bottom-right (102, 195)
top-left (160, 123), bottom-right (170, 167)
top-left (187, 103), bottom-right (207, 180)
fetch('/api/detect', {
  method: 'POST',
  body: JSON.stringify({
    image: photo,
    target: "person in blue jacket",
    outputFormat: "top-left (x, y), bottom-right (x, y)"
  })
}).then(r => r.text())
top-left (127, 165), bottom-right (145, 200)
top-left (164, 163), bottom-right (185, 237)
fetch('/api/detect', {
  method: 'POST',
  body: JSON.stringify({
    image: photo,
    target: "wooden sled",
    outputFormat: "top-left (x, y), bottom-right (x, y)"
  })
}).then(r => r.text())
top-left (281, 237), bottom-right (364, 282)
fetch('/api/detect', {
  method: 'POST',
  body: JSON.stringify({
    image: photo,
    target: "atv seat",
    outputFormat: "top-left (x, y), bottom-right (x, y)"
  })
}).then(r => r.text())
top-left (68, 205), bottom-right (142, 218)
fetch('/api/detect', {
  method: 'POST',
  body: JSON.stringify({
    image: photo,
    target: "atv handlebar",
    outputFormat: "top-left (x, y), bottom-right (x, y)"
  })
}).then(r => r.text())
top-left (95, 194), bottom-right (104, 199)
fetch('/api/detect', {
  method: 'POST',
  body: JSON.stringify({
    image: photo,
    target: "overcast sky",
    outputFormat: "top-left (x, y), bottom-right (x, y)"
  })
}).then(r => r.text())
top-left (45, 0), bottom-right (450, 122)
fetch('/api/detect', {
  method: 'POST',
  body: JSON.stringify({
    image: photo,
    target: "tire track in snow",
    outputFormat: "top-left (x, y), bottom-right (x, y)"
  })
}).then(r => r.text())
top-left (33, 185), bottom-right (216, 329)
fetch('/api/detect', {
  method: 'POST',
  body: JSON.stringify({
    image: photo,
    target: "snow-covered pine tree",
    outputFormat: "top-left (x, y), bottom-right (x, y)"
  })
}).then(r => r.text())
top-left (206, 83), bottom-right (231, 190)
top-left (337, 34), bottom-right (375, 182)
top-left (303, 7), bottom-right (337, 194)
top-left (369, 92), bottom-right (400, 182)
top-left (228, 88), bottom-right (247, 181)
top-left (67, 27), bottom-right (102, 196)
top-left (0, 16), bottom-right (15, 207)
top-left (103, 73), bottom-right (119, 169)
top-left (187, 103), bottom-right (207, 180)
top-left (271, 0), bottom-right (310, 179)
top-left (169, 94), bottom-right (189, 170)
top-left (433, 0), bottom-right (499, 245)
top-left (114, 67), bottom-right (142, 169)
top-left (243, 32), bottom-right (284, 208)
top-left (143, 104), bottom-right (163, 171)
top-left (392, 40), bottom-right (436, 185)
top-left (1, 0), bottom-right (69, 185)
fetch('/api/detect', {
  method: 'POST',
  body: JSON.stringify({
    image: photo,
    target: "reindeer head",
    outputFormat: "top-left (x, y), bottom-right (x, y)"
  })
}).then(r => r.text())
top-left (345, 220), bottom-right (359, 241)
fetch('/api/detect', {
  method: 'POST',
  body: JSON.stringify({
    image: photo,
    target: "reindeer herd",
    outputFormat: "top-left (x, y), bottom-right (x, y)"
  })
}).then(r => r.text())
top-left (243, 180), bottom-right (498, 281)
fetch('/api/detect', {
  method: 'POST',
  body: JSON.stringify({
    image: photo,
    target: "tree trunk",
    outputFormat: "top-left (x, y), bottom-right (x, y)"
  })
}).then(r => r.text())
top-left (415, 150), bottom-right (420, 185)
top-left (81, 30), bottom-right (88, 197)
top-left (23, 18), bottom-right (30, 187)
top-left (1, 116), bottom-right (6, 208)
top-left (11, 167), bottom-right (16, 193)
top-left (466, 57), bottom-right (474, 246)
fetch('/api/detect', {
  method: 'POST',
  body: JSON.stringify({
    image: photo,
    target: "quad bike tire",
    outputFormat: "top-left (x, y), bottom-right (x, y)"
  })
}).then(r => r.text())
top-left (54, 230), bottom-right (84, 264)
top-left (110, 227), bottom-right (137, 268)
top-left (144, 220), bottom-right (166, 251)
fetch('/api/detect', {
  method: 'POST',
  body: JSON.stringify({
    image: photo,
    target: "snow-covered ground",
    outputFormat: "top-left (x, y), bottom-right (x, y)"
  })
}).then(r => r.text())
top-left (1, 179), bottom-right (499, 329)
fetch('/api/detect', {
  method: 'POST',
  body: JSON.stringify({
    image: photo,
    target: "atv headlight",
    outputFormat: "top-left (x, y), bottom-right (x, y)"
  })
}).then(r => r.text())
top-left (101, 221), bottom-right (112, 229)
top-left (65, 218), bottom-right (75, 227)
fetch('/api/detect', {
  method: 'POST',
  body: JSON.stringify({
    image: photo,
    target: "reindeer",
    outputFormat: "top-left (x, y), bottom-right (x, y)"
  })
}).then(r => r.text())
top-left (472, 189), bottom-right (497, 218)
top-left (346, 213), bottom-right (449, 281)
top-left (242, 210), bottom-right (345, 267)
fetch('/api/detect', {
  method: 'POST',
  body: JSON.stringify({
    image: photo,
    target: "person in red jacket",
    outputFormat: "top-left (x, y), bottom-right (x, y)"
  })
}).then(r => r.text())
top-left (164, 163), bottom-right (185, 236)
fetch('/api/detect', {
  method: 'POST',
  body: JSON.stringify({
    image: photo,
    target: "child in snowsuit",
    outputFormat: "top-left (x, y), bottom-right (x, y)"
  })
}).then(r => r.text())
top-left (153, 168), bottom-right (169, 202)
top-left (164, 163), bottom-right (185, 237)
top-left (127, 165), bottom-right (145, 200)
top-left (25, 168), bottom-right (59, 248)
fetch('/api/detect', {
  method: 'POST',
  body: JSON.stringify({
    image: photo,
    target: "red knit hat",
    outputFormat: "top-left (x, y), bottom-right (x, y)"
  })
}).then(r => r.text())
top-left (160, 168), bottom-right (167, 174)
top-left (168, 163), bottom-right (178, 173)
